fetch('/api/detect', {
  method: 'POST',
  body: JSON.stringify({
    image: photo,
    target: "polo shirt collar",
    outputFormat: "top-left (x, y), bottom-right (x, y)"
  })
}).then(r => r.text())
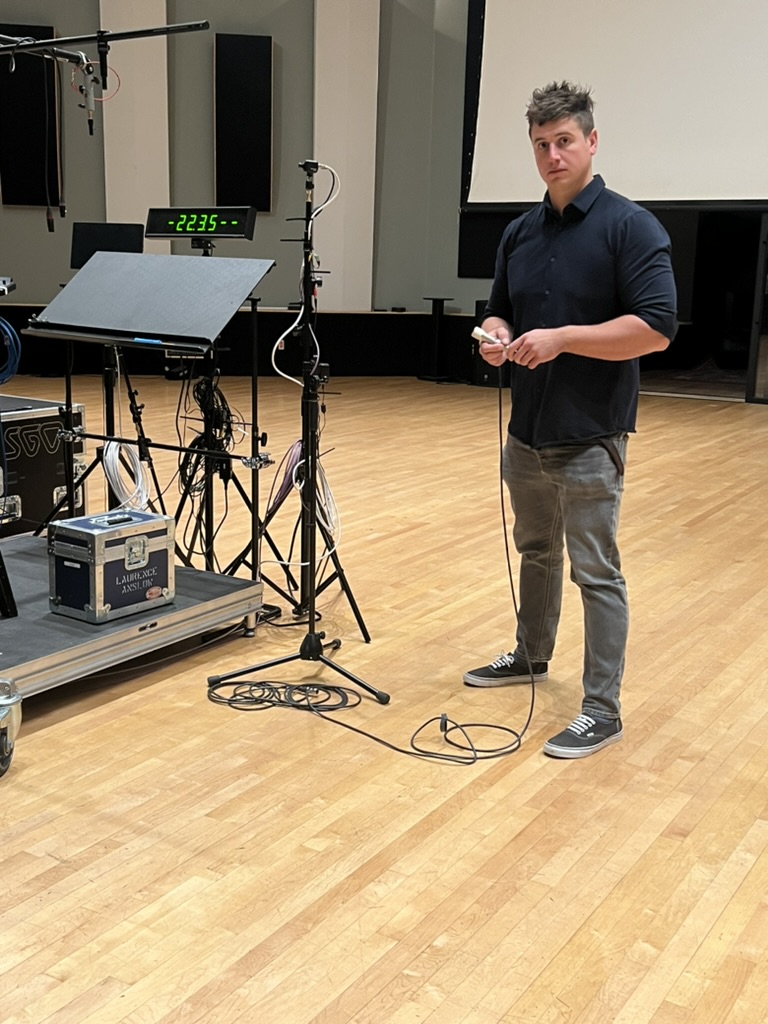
top-left (543, 174), bottom-right (606, 221)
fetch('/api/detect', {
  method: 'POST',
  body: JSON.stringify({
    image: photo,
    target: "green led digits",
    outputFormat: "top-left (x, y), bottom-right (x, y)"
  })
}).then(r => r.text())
top-left (173, 212), bottom-right (220, 231)
top-left (146, 207), bottom-right (255, 239)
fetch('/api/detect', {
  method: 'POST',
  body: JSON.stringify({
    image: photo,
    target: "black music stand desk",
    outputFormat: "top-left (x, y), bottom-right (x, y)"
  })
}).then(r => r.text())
top-left (25, 250), bottom-right (274, 353)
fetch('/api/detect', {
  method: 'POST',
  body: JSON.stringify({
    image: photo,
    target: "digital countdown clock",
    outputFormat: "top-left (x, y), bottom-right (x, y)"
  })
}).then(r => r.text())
top-left (145, 206), bottom-right (257, 240)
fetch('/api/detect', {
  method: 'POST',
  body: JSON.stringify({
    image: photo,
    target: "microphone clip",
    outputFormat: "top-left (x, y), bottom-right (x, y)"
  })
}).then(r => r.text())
top-left (77, 63), bottom-right (99, 136)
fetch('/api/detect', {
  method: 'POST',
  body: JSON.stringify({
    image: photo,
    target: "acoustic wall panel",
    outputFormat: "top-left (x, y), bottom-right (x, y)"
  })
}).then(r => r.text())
top-left (214, 33), bottom-right (273, 213)
top-left (0, 23), bottom-right (59, 207)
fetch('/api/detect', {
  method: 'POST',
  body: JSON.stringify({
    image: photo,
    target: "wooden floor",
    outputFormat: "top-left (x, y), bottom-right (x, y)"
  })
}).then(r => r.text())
top-left (3, 373), bottom-right (768, 1024)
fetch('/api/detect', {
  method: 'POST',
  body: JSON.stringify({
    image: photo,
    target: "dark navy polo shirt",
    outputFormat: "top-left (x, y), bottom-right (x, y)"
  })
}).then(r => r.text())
top-left (484, 175), bottom-right (678, 448)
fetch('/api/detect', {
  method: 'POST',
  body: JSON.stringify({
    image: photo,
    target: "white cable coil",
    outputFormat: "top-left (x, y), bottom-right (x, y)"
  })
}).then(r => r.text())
top-left (103, 441), bottom-right (150, 510)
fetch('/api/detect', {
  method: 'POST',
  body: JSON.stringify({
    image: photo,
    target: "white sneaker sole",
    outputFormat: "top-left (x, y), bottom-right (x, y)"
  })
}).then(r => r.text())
top-left (463, 670), bottom-right (548, 687)
top-left (542, 729), bottom-right (623, 758)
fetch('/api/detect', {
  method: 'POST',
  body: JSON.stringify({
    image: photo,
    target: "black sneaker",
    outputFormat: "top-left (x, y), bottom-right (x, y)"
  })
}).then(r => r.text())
top-left (463, 652), bottom-right (548, 687)
top-left (543, 714), bottom-right (623, 758)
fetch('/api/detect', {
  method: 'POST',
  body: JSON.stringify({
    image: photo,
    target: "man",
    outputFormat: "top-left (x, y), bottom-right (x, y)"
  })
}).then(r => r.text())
top-left (463, 81), bottom-right (677, 758)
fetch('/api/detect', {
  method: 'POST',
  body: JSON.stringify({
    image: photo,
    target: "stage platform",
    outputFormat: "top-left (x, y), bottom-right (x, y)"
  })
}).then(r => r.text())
top-left (0, 534), bottom-right (263, 698)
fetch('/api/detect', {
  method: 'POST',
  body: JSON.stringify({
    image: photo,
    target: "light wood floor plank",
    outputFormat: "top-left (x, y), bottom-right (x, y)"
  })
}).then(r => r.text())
top-left (2, 374), bottom-right (768, 1024)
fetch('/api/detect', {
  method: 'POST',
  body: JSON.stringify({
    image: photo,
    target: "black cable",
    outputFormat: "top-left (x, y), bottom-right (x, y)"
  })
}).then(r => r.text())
top-left (40, 50), bottom-right (55, 231)
top-left (192, 374), bottom-right (236, 450)
top-left (174, 369), bottom-right (250, 569)
top-left (179, 378), bottom-right (229, 493)
top-left (251, 599), bottom-right (316, 629)
top-left (55, 58), bottom-right (65, 217)
top-left (495, 363), bottom-right (537, 685)
top-left (491, 361), bottom-right (540, 689)
top-left (206, 681), bottom-right (526, 764)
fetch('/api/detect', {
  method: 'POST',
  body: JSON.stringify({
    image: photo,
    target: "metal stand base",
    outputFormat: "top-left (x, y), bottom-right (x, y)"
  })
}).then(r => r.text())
top-left (207, 630), bottom-right (390, 704)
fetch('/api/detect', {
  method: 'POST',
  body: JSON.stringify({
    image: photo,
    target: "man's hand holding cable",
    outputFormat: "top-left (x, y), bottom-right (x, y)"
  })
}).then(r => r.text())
top-left (478, 319), bottom-right (512, 366)
top-left (480, 325), bottom-right (564, 369)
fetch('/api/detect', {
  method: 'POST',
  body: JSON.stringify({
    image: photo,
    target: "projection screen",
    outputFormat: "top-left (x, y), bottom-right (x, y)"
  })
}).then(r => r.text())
top-left (466, 0), bottom-right (768, 205)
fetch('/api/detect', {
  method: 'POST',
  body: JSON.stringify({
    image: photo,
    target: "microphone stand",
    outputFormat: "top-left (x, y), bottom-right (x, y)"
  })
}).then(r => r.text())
top-left (208, 162), bottom-right (389, 705)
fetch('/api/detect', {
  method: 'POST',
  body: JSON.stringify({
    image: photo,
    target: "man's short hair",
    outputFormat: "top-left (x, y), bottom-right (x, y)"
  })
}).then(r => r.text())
top-left (526, 81), bottom-right (594, 136)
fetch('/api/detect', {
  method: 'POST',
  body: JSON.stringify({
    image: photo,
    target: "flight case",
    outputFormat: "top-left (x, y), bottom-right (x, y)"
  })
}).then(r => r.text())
top-left (48, 509), bottom-right (175, 624)
top-left (0, 394), bottom-right (86, 536)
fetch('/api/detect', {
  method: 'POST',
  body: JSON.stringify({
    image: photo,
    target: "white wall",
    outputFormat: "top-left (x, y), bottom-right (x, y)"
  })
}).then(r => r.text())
top-left (313, 0), bottom-right (380, 311)
top-left (98, 0), bottom-right (171, 253)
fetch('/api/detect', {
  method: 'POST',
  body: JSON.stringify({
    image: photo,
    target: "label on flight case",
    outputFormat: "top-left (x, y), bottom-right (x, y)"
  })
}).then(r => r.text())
top-left (103, 549), bottom-right (169, 608)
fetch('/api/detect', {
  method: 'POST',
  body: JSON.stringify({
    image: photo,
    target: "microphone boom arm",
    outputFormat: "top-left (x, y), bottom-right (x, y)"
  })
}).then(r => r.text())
top-left (0, 35), bottom-right (88, 67)
top-left (0, 20), bottom-right (209, 70)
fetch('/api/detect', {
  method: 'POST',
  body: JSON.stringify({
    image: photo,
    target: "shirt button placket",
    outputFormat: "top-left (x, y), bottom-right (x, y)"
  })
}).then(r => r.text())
top-left (541, 242), bottom-right (556, 327)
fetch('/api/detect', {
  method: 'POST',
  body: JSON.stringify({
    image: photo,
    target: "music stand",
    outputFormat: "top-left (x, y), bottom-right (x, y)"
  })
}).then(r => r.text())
top-left (24, 251), bottom-right (275, 574)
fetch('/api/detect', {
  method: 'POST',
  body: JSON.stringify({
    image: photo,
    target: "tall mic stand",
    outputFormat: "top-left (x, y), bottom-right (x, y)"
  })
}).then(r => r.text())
top-left (208, 162), bottom-right (389, 705)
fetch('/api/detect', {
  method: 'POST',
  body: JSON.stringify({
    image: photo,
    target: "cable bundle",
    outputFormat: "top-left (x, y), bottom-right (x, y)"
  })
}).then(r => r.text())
top-left (192, 376), bottom-right (236, 449)
top-left (103, 440), bottom-right (149, 509)
top-left (178, 375), bottom-right (241, 496)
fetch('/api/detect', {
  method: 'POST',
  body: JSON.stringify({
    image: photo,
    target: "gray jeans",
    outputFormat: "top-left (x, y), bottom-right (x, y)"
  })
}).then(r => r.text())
top-left (502, 433), bottom-right (629, 720)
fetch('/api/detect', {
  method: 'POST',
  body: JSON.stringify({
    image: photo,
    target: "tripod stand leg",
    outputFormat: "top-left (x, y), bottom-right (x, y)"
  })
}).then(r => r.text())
top-left (207, 640), bottom-right (390, 704)
top-left (316, 654), bottom-right (390, 703)
top-left (256, 571), bottom-right (299, 609)
top-left (208, 651), bottom-right (303, 685)
top-left (224, 472), bottom-right (301, 595)
top-left (220, 472), bottom-right (289, 581)
top-left (314, 522), bottom-right (371, 642)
